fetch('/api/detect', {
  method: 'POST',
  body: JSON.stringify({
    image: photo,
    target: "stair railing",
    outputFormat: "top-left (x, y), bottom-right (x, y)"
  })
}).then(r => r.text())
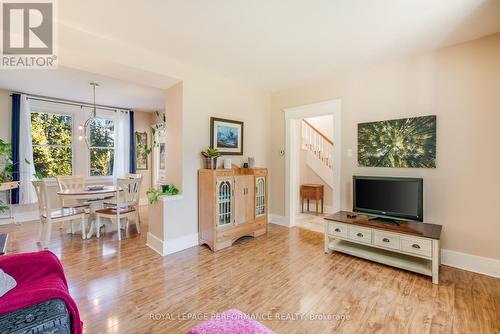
top-left (301, 119), bottom-right (333, 169)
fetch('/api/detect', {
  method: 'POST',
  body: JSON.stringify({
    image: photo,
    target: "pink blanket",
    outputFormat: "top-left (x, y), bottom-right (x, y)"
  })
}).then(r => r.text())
top-left (0, 250), bottom-right (82, 334)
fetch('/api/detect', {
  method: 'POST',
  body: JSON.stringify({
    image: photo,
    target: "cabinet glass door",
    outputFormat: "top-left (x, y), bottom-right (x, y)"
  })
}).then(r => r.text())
top-left (255, 176), bottom-right (266, 217)
top-left (216, 179), bottom-right (233, 227)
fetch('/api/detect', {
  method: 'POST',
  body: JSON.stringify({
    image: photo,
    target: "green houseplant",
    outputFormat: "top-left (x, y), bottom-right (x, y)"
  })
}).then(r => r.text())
top-left (201, 147), bottom-right (220, 170)
top-left (146, 184), bottom-right (180, 204)
top-left (0, 139), bottom-right (42, 213)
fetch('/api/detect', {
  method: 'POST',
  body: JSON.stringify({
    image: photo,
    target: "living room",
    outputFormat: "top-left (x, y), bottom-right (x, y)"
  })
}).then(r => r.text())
top-left (0, 1), bottom-right (499, 333)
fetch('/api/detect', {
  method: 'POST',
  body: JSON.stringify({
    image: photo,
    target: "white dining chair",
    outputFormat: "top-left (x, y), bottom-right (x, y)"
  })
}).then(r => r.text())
top-left (95, 178), bottom-right (142, 240)
top-left (56, 175), bottom-right (90, 210)
top-left (103, 173), bottom-right (142, 208)
top-left (32, 180), bottom-right (87, 248)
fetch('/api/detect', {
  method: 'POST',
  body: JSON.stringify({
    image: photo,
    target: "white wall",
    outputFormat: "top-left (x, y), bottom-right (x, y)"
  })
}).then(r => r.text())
top-left (304, 114), bottom-right (333, 141)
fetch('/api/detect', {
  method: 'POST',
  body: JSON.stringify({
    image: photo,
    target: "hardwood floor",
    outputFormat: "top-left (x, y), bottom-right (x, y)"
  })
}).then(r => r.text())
top-left (1, 210), bottom-right (499, 334)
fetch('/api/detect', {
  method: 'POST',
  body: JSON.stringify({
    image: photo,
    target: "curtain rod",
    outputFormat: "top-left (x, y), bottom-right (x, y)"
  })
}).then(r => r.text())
top-left (10, 92), bottom-right (131, 113)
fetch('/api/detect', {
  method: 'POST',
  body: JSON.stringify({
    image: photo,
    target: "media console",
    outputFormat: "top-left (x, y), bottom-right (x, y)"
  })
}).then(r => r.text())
top-left (324, 211), bottom-right (442, 284)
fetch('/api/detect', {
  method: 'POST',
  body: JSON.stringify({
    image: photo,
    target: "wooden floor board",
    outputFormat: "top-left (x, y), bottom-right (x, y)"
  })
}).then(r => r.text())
top-left (1, 210), bottom-right (499, 334)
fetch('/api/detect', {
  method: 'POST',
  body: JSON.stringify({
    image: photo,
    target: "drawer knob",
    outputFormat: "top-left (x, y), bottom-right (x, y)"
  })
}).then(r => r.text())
top-left (334, 228), bottom-right (341, 232)
top-left (356, 232), bottom-right (364, 237)
top-left (412, 244), bottom-right (421, 249)
top-left (382, 238), bottom-right (390, 243)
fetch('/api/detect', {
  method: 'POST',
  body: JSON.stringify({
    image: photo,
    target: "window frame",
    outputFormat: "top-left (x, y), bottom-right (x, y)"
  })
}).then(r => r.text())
top-left (30, 104), bottom-right (76, 178)
top-left (87, 115), bottom-right (116, 178)
top-left (29, 100), bottom-right (123, 181)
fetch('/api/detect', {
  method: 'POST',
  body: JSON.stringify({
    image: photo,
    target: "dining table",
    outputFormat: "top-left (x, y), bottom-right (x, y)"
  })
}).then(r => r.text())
top-left (57, 186), bottom-right (119, 239)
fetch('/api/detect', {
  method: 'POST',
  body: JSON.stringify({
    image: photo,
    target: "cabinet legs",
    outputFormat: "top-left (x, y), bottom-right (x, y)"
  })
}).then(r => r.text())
top-left (432, 239), bottom-right (440, 284)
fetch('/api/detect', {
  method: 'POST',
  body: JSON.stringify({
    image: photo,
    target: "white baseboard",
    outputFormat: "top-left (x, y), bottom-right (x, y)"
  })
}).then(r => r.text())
top-left (146, 232), bottom-right (199, 256)
top-left (164, 233), bottom-right (199, 255)
top-left (146, 232), bottom-right (165, 256)
top-left (269, 214), bottom-right (289, 227)
top-left (267, 214), bottom-right (500, 278)
top-left (441, 249), bottom-right (500, 278)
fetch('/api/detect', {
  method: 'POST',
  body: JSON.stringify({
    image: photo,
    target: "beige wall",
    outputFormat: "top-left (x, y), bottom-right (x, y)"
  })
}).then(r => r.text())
top-left (304, 114), bottom-right (334, 141)
top-left (164, 82), bottom-right (183, 188)
top-left (0, 89), bottom-right (12, 141)
top-left (271, 34), bottom-right (500, 260)
top-left (133, 110), bottom-right (155, 201)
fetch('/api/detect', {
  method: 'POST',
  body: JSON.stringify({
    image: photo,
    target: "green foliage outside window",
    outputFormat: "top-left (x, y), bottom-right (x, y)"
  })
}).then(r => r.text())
top-left (31, 113), bottom-right (73, 177)
top-left (89, 118), bottom-right (115, 176)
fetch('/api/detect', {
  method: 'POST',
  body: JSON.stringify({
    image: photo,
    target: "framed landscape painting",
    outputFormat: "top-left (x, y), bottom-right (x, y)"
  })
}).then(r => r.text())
top-left (210, 117), bottom-right (244, 155)
top-left (358, 115), bottom-right (436, 168)
top-left (135, 132), bottom-right (148, 170)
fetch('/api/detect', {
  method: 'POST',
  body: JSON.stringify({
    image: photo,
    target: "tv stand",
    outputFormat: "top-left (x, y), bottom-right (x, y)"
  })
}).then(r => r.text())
top-left (324, 211), bottom-right (442, 284)
top-left (368, 216), bottom-right (401, 226)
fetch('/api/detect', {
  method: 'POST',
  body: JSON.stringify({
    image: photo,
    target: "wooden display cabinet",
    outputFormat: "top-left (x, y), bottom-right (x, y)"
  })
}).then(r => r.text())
top-left (198, 167), bottom-right (268, 251)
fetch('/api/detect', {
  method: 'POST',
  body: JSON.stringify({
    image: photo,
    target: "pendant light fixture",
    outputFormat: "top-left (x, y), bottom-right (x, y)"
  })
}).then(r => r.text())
top-left (82, 82), bottom-right (99, 149)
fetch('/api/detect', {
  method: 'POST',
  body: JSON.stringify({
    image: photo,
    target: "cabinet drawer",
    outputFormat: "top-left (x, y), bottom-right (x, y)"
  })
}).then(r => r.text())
top-left (328, 222), bottom-right (348, 238)
top-left (348, 227), bottom-right (372, 244)
top-left (253, 169), bottom-right (267, 176)
top-left (401, 237), bottom-right (432, 257)
top-left (373, 231), bottom-right (401, 250)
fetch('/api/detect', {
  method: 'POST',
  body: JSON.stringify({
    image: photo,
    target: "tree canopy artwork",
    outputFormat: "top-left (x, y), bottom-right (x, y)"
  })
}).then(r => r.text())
top-left (358, 115), bottom-right (436, 168)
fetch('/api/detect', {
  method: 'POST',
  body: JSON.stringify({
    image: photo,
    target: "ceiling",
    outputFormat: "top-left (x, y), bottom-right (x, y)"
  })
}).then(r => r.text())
top-left (58, 0), bottom-right (500, 91)
top-left (0, 67), bottom-right (166, 110)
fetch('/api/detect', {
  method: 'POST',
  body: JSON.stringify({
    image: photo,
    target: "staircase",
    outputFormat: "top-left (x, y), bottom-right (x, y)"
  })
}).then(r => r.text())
top-left (301, 119), bottom-right (334, 188)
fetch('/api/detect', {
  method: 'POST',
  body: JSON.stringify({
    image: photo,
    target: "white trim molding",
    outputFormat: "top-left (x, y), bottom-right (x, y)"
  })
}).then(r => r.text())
top-left (269, 214), bottom-right (289, 227)
top-left (441, 249), bottom-right (500, 279)
top-left (283, 99), bottom-right (341, 228)
top-left (163, 233), bottom-right (199, 256)
top-left (146, 232), bottom-right (165, 256)
top-left (146, 231), bottom-right (199, 256)
top-left (159, 194), bottom-right (184, 202)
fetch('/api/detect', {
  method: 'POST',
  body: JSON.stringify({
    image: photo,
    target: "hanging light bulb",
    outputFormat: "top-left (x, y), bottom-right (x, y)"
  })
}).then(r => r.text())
top-left (82, 82), bottom-right (99, 149)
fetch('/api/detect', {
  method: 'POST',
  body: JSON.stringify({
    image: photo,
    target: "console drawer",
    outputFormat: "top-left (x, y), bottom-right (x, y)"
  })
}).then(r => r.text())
top-left (373, 231), bottom-right (401, 250)
top-left (401, 237), bottom-right (432, 257)
top-left (348, 226), bottom-right (372, 244)
top-left (328, 222), bottom-right (348, 238)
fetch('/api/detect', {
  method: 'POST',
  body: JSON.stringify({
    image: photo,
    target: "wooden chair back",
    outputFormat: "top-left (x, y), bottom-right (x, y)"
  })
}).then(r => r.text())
top-left (56, 175), bottom-right (86, 207)
top-left (116, 178), bottom-right (142, 208)
top-left (56, 175), bottom-right (85, 192)
top-left (32, 180), bottom-right (62, 217)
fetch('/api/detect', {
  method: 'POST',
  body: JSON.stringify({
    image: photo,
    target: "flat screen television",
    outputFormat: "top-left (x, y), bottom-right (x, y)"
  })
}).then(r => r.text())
top-left (353, 176), bottom-right (423, 222)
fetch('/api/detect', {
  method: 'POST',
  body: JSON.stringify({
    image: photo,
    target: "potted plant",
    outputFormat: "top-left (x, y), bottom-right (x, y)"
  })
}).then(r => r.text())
top-left (146, 184), bottom-right (179, 204)
top-left (201, 147), bottom-right (220, 170)
top-left (0, 139), bottom-right (42, 213)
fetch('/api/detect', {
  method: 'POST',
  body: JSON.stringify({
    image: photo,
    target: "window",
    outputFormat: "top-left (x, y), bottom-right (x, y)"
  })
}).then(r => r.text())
top-left (31, 112), bottom-right (73, 177)
top-left (28, 100), bottom-right (127, 179)
top-left (89, 118), bottom-right (115, 176)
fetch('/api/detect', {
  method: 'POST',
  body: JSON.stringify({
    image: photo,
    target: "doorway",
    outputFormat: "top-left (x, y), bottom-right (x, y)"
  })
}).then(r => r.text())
top-left (284, 99), bottom-right (341, 228)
